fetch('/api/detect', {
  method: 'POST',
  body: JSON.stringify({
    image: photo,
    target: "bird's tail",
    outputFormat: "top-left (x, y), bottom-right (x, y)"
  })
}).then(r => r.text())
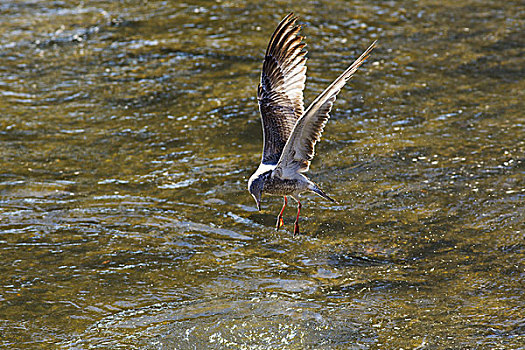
top-left (309, 182), bottom-right (338, 204)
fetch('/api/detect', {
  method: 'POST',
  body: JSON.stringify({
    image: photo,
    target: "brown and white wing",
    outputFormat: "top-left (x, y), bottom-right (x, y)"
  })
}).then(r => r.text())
top-left (258, 13), bottom-right (307, 165)
top-left (273, 41), bottom-right (376, 178)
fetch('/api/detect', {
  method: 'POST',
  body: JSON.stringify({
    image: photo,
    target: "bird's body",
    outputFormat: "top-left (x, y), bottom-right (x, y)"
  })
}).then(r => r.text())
top-left (250, 163), bottom-right (307, 196)
top-left (248, 13), bottom-right (375, 235)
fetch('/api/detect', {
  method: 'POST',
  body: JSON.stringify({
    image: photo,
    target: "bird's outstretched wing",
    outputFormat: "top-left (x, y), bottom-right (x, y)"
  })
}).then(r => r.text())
top-left (273, 41), bottom-right (376, 178)
top-left (257, 13), bottom-right (307, 165)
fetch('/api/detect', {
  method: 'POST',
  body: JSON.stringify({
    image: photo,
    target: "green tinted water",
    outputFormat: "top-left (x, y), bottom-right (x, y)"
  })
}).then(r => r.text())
top-left (0, 0), bottom-right (523, 349)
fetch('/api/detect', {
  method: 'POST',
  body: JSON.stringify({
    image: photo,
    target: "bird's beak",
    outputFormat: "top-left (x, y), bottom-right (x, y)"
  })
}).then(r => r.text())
top-left (252, 194), bottom-right (261, 211)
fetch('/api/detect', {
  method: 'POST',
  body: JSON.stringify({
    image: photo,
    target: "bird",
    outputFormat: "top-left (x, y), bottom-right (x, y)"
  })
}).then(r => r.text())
top-left (247, 13), bottom-right (375, 235)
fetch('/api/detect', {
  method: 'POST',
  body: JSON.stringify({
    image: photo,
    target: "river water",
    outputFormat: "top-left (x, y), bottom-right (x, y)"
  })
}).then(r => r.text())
top-left (1, 0), bottom-right (523, 349)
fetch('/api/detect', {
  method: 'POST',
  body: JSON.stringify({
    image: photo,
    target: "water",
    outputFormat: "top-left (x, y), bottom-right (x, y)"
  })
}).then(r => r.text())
top-left (0, 0), bottom-right (523, 348)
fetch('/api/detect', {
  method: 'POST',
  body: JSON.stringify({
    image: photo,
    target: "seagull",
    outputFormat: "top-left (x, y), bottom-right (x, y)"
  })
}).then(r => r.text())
top-left (248, 13), bottom-right (375, 235)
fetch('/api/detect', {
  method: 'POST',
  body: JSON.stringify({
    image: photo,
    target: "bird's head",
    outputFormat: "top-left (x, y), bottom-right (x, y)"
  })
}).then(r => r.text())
top-left (247, 174), bottom-right (264, 211)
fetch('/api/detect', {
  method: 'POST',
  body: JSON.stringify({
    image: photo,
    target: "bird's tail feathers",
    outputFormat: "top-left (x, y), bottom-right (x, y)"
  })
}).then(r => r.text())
top-left (309, 182), bottom-right (338, 203)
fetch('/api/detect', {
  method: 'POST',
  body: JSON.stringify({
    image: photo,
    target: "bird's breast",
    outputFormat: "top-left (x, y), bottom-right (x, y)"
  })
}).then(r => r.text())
top-left (263, 176), bottom-right (306, 196)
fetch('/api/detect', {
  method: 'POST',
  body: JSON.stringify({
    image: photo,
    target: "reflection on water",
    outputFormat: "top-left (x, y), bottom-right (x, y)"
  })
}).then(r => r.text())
top-left (0, 0), bottom-right (523, 348)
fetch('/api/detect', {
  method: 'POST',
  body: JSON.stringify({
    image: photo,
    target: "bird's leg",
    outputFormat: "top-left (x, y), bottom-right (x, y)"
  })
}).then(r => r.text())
top-left (293, 198), bottom-right (302, 236)
top-left (276, 196), bottom-right (287, 230)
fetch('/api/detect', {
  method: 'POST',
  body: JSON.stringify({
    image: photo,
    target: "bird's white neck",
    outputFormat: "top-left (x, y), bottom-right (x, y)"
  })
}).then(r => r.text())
top-left (248, 163), bottom-right (276, 188)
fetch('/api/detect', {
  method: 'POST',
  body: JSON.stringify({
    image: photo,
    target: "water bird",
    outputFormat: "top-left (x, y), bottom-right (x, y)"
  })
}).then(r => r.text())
top-left (248, 13), bottom-right (375, 235)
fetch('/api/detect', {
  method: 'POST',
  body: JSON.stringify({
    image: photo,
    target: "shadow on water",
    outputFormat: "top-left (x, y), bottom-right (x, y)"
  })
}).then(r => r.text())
top-left (0, 0), bottom-right (523, 349)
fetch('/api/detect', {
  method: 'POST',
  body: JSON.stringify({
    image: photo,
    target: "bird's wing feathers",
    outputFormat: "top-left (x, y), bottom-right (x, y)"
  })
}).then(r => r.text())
top-left (273, 41), bottom-right (376, 178)
top-left (258, 13), bottom-right (307, 165)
